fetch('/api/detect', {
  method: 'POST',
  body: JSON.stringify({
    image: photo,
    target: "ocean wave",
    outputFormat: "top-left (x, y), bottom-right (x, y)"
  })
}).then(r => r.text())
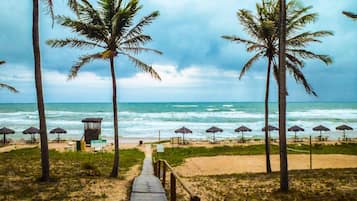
top-left (223, 104), bottom-right (233, 107)
top-left (172, 105), bottom-right (198, 108)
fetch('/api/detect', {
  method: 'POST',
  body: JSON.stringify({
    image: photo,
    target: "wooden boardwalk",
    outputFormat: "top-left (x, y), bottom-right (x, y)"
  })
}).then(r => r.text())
top-left (130, 145), bottom-right (167, 201)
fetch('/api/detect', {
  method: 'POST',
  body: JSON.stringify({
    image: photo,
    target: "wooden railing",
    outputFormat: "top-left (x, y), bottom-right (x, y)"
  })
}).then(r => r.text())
top-left (153, 159), bottom-right (201, 201)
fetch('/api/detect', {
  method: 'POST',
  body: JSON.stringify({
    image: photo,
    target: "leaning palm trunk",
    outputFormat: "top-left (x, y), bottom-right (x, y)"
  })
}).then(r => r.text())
top-left (110, 57), bottom-right (120, 177)
top-left (264, 56), bottom-right (273, 174)
top-left (33, 0), bottom-right (50, 181)
top-left (279, 0), bottom-right (289, 192)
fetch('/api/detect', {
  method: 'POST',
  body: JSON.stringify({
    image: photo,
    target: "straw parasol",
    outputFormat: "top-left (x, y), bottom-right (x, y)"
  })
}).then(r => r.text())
top-left (175, 127), bottom-right (192, 144)
top-left (261, 125), bottom-right (279, 132)
top-left (336, 124), bottom-right (353, 140)
top-left (312, 125), bottom-right (330, 140)
top-left (0, 127), bottom-right (15, 144)
top-left (206, 126), bottom-right (223, 143)
top-left (23, 127), bottom-right (40, 143)
top-left (50, 127), bottom-right (67, 143)
top-left (288, 125), bottom-right (304, 141)
top-left (235, 126), bottom-right (252, 142)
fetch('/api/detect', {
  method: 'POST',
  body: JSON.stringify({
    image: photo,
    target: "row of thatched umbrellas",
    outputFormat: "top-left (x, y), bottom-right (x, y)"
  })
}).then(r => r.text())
top-left (0, 127), bottom-right (67, 144)
top-left (175, 124), bottom-right (354, 142)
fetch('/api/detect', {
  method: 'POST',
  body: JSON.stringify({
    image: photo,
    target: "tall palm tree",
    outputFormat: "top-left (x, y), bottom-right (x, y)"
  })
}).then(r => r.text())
top-left (0, 61), bottom-right (18, 93)
top-left (47, 0), bottom-right (161, 177)
top-left (33, 0), bottom-right (50, 181)
top-left (278, 0), bottom-right (288, 192)
top-left (343, 11), bottom-right (357, 20)
top-left (222, 0), bottom-right (332, 173)
top-left (33, 0), bottom-right (79, 181)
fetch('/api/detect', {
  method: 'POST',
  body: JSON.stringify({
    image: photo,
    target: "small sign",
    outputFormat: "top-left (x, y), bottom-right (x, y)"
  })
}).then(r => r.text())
top-left (157, 144), bottom-right (164, 153)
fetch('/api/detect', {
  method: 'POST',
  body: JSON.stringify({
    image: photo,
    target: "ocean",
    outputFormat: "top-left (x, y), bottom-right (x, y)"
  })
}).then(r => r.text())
top-left (0, 102), bottom-right (356, 141)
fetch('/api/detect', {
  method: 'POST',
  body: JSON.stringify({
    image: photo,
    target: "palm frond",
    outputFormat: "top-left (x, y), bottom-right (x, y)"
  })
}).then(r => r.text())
top-left (120, 11), bottom-right (160, 42)
top-left (47, 38), bottom-right (105, 49)
top-left (287, 49), bottom-right (332, 65)
top-left (222, 35), bottom-right (266, 48)
top-left (237, 10), bottom-right (261, 40)
top-left (112, 1), bottom-right (141, 39)
top-left (286, 61), bottom-right (317, 96)
top-left (0, 60), bottom-right (5, 65)
top-left (343, 11), bottom-right (357, 20)
top-left (121, 53), bottom-right (161, 80)
top-left (98, 0), bottom-right (116, 28)
top-left (286, 53), bottom-right (305, 68)
top-left (0, 83), bottom-right (19, 93)
top-left (69, 53), bottom-right (103, 79)
top-left (239, 52), bottom-right (262, 79)
top-left (78, 0), bottom-right (106, 27)
top-left (121, 47), bottom-right (162, 55)
top-left (42, 0), bottom-right (54, 27)
top-left (67, 0), bottom-right (79, 16)
top-left (57, 15), bottom-right (108, 43)
top-left (120, 34), bottom-right (152, 47)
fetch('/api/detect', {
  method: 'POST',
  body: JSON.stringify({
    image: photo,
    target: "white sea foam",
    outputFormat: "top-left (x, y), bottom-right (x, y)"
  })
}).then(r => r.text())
top-left (172, 105), bottom-right (198, 108)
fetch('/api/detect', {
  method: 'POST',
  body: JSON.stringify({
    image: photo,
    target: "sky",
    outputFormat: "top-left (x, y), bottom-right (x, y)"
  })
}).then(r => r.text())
top-left (0, 0), bottom-right (356, 103)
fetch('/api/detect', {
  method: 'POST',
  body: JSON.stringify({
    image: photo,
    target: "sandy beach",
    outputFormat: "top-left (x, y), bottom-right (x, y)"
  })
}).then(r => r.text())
top-left (175, 154), bottom-right (357, 176)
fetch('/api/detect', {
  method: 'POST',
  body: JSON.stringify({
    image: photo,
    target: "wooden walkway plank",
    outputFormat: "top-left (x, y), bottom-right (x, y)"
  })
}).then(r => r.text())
top-left (130, 145), bottom-right (167, 201)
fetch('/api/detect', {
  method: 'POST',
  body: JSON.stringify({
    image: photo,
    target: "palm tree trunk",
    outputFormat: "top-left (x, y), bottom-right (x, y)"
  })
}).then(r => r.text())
top-left (279, 0), bottom-right (289, 192)
top-left (110, 57), bottom-right (120, 177)
top-left (264, 56), bottom-right (273, 174)
top-left (33, 0), bottom-right (50, 181)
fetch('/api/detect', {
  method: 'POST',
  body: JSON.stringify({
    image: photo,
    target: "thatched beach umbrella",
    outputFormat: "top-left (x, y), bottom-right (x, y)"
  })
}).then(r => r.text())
top-left (23, 127), bottom-right (40, 143)
top-left (50, 127), bottom-right (67, 143)
top-left (313, 125), bottom-right (330, 140)
top-left (175, 127), bottom-right (192, 144)
top-left (261, 125), bottom-right (279, 141)
top-left (336, 124), bottom-right (353, 140)
top-left (261, 125), bottom-right (279, 132)
top-left (288, 125), bottom-right (304, 140)
top-left (206, 126), bottom-right (223, 143)
top-left (0, 127), bottom-right (15, 144)
top-left (235, 126), bottom-right (252, 142)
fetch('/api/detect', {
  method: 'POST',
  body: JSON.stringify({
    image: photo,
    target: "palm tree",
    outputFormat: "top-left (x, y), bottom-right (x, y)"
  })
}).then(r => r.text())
top-left (278, 0), bottom-right (288, 192)
top-left (343, 11), bottom-right (357, 20)
top-left (33, 0), bottom-right (79, 181)
top-left (222, 0), bottom-right (332, 174)
top-left (0, 61), bottom-right (18, 93)
top-left (32, 0), bottom-right (50, 181)
top-left (47, 0), bottom-right (161, 177)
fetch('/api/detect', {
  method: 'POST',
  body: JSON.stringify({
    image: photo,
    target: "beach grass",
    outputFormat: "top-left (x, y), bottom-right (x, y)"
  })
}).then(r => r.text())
top-left (155, 143), bottom-right (357, 166)
top-left (0, 148), bottom-right (144, 200)
top-left (183, 168), bottom-right (357, 201)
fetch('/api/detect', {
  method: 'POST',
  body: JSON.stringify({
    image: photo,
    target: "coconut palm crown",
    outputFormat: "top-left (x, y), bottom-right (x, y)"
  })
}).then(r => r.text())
top-left (47, 0), bottom-right (161, 177)
top-left (47, 0), bottom-right (161, 80)
top-left (222, 0), bottom-right (333, 173)
top-left (223, 0), bottom-right (333, 95)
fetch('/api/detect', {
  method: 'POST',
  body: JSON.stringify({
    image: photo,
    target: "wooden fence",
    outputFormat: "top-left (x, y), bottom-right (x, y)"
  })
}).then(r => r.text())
top-left (153, 159), bottom-right (201, 201)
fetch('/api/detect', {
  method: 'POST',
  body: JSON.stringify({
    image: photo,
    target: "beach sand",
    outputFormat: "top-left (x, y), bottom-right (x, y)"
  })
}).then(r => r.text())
top-left (175, 154), bottom-right (357, 176)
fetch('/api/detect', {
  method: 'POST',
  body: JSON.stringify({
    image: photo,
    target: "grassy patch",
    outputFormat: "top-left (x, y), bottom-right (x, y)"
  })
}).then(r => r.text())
top-left (185, 168), bottom-right (357, 201)
top-left (156, 143), bottom-right (357, 166)
top-left (0, 148), bottom-right (144, 200)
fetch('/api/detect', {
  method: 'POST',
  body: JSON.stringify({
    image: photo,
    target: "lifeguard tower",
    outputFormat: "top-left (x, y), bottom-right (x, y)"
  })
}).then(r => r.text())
top-left (82, 118), bottom-right (103, 145)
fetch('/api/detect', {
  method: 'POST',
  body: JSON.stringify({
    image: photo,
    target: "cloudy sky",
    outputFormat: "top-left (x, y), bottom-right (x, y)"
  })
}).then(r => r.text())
top-left (0, 0), bottom-right (356, 103)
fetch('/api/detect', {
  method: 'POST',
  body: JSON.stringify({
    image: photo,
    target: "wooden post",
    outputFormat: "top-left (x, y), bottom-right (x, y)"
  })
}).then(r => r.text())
top-left (170, 173), bottom-right (176, 201)
top-left (153, 161), bottom-right (156, 176)
top-left (162, 162), bottom-right (166, 187)
top-left (157, 160), bottom-right (161, 179)
top-left (309, 135), bottom-right (312, 170)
